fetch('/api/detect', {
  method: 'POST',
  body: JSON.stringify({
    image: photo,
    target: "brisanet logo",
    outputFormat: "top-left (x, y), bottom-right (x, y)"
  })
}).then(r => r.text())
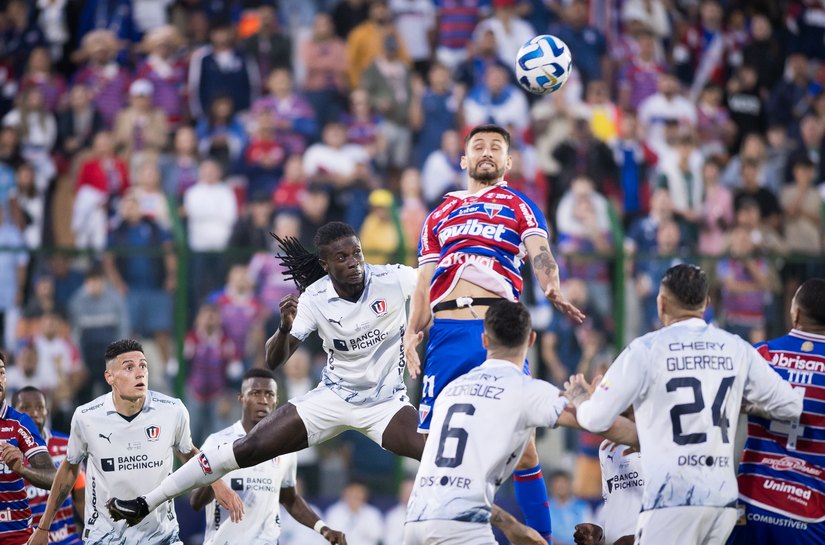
top-left (772, 353), bottom-right (825, 373)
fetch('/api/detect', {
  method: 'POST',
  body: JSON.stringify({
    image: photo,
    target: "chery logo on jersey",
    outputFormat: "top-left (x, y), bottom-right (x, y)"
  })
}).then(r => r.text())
top-left (145, 425), bottom-right (160, 442)
top-left (437, 219), bottom-right (507, 245)
top-left (370, 299), bottom-right (387, 317)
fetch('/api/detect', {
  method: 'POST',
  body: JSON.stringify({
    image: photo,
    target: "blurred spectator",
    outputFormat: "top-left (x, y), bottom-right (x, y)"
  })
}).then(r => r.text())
top-left (612, 111), bottom-right (655, 224)
top-left (183, 159), bottom-right (238, 310)
top-left (103, 192), bottom-right (176, 374)
top-left (359, 188), bottom-right (402, 264)
top-left (582, 79), bottom-right (619, 144)
top-left (69, 265), bottom-right (129, 402)
top-left (33, 311), bottom-right (86, 426)
top-left (764, 123), bottom-right (793, 194)
top-left (184, 302), bottom-right (241, 445)
top-left (5, 341), bottom-right (44, 395)
top-left (674, 0), bottom-right (726, 96)
top-left (11, 163), bottom-right (44, 248)
top-left (24, 274), bottom-right (56, 319)
top-left (556, 177), bottom-right (614, 317)
top-left (159, 125), bottom-right (200, 200)
top-left (721, 133), bottom-right (768, 191)
top-left (741, 13), bottom-right (784, 97)
top-left (552, 114), bottom-right (617, 199)
top-left (47, 255), bottom-right (84, 316)
top-left (409, 63), bottom-right (459, 168)
top-left (273, 155), bottom-right (308, 211)
top-left (552, 0), bottom-right (607, 88)
top-left (638, 72), bottom-right (697, 154)
top-left (343, 88), bottom-right (387, 164)
top-left (698, 156), bottom-right (733, 256)
top-left (20, 47), bottom-right (67, 112)
top-left (383, 479), bottom-right (414, 545)
top-left (210, 264), bottom-right (264, 367)
top-left (252, 68), bottom-right (317, 155)
top-left (3, 87), bottom-right (57, 188)
top-left (463, 64), bottom-right (529, 133)
top-left (655, 133), bottom-right (702, 240)
top-left (346, 1), bottom-right (410, 89)
top-left (113, 79), bottom-right (170, 174)
top-left (248, 211), bottom-right (301, 322)
top-left (725, 64), bottom-right (766, 151)
top-left (325, 481), bottom-right (384, 545)
top-left (298, 184), bottom-right (332, 245)
top-left (300, 13), bottom-right (348, 128)
top-left (196, 95), bottom-right (248, 170)
top-left (547, 470), bottom-right (593, 545)
top-left (242, 5), bottom-right (292, 79)
top-left (397, 167), bottom-right (427, 264)
top-left (3, 0), bottom-right (46, 75)
top-left (389, 0), bottom-right (436, 78)
top-left (72, 131), bottom-right (129, 250)
top-left (717, 225), bottom-right (771, 343)
top-left (361, 34), bottom-right (413, 178)
top-left (244, 111), bottom-right (288, 196)
top-left (695, 84), bottom-right (730, 155)
top-left (785, 114), bottom-right (825, 186)
top-left (626, 187), bottom-right (684, 256)
top-left (188, 23), bottom-right (259, 118)
top-left (132, 160), bottom-right (172, 230)
top-left (767, 53), bottom-right (817, 132)
top-left (635, 219), bottom-right (684, 332)
top-left (228, 191), bottom-right (273, 251)
top-left (454, 28), bottom-right (510, 91)
top-left (433, 0), bottom-right (489, 71)
top-left (474, 0), bottom-right (535, 66)
top-left (421, 129), bottom-right (463, 206)
top-left (620, 0), bottom-right (670, 40)
top-left (37, 0), bottom-right (70, 66)
top-left (0, 126), bottom-right (24, 167)
top-left (734, 198), bottom-right (786, 258)
top-left (618, 27), bottom-right (666, 113)
top-left (132, 0), bottom-right (172, 39)
top-left (332, 0), bottom-right (370, 39)
top-left (73, 30), bottom-right (131, 128)
top-left (0, 205), bottom-right (27, 346)
top-left (507, 145), bottom-right (547, 214)
top-left (77, 0), bottom-right (136, 44)
top-left (733, 159), bottom-right (781, 231)
top-left (56, 83), bottom-right (104, 161)
top-left (136, 25), bottom-right (188, 128)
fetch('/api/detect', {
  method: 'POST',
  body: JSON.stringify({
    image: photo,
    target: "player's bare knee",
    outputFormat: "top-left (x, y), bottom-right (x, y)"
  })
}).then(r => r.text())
top-left (516, 439), bottom-right (539, 469)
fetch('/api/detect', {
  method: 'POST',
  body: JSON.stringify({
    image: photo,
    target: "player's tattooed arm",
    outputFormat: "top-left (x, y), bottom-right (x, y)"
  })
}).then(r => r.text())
top-left (524, 236), bottom-right (585, 323)
top-left (491, 505), bottom-right (546, 545)
top-left (30, 458), bottom-right (80, 542)
top-left (0, 446), bottom-right (57, 490)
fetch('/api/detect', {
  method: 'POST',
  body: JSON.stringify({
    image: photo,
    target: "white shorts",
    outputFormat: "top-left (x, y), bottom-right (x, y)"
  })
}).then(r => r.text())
top-left (404, 520), bottom-right (496, 545)
top-left (290, 384), bottom-right (413, 447)
top-left (636, 506), bottom-right (737, 545)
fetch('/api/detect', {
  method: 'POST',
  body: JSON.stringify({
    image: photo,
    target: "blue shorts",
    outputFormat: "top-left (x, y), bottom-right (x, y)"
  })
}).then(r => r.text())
top-left (418, 318), bottom-right (528, 432)
top-left (726, 502), bottom-right (823, 545)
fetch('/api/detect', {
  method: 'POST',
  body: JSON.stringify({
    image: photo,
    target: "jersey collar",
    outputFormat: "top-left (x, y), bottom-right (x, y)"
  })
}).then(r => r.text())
top-left (481, 358), bottom-right (521, 370)
top-left (444, 180), bottom-right (508, 200)
top-left (102, 391), bottom-right (154, 415)
top-left (231, 420), bottom-right (246, 436)
top-left (326, 264), bottom-right (372, 302)
top-left (790, 329), bottom-right (825, 342)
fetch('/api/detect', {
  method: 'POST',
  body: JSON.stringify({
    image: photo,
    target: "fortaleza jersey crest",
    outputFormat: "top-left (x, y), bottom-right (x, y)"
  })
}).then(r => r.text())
top-left (738, 329), bottom-right (825, 523)
top-left (418, 182), bottom-right (549, 306)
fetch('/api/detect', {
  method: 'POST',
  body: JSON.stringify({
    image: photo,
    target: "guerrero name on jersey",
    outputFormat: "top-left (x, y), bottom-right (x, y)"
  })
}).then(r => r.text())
top-left (576, 319), bottom-right (802, 512)
top-left (406, 360), bottom-right (567, 524)
top-left (418, 182), bottom-right (549, 306)
top-left (289, 263), bottom-right (417, 405)
top-left (737, 329), bottom-right (825, 524)
top-left (25, 430), bottom-right (82, 545)
top-left (0, 402), bottom-right (47, 545)
top-left (67, 391), bottom-right (194, 545)
top-left (201, 421), bottom-right (297, 545)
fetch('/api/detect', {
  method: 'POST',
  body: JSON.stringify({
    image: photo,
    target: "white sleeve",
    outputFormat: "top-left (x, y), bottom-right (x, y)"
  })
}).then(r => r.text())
top-left (174, 402), bottom-right (195, 454)
top-left (280, 453), bottom-right (298, 488)
top-left (200, 432), bottom-right (217, 452)
top-left (396, 265), bottom-right (418, 300)
top-left (289, 292), bottom-right (318, 342)
top-left (577, 343), bottom-right (647, 432)
top-left (742, 343), bottom-right (804, 421)
top-left (523, 379), bottom-right (569, 429)
top-left (65, 409), bottom-right (87, 465)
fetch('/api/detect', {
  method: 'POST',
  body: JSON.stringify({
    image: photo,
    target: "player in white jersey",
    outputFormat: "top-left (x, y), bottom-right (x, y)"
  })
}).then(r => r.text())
top-left (191, 368), bottom-right (346, 545)
top-left (28, 339), bottom-right (243, 545)
top-left (108, 222), bottom-right (544, 545)
top-left (564, 264), bottom-right (803, 545)
top-left (404, 301), bottom-right (638, 545)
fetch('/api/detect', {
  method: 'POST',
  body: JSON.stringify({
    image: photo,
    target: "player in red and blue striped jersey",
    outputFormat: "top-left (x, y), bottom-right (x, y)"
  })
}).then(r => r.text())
top-left (13, 387), bottom-right (83, 545)
top-left (729, 278), bottom-right (825, 545)
top-left (405, 124), bottom-right (585, 543)
top-left (0, 351), bottom-right (56, 545)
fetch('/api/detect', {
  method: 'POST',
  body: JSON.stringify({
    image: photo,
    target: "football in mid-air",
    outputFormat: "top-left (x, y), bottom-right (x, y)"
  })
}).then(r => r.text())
top-left (515, 34), bottom-right (573, 95)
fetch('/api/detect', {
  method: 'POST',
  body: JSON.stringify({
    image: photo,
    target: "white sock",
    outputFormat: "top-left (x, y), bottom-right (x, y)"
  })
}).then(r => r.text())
top-left (143, 442), bottom-right (240, 511)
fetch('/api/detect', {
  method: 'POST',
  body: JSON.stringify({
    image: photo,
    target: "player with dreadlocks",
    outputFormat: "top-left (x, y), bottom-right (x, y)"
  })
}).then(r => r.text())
top-left (108, 221), bottom-right (549, 545)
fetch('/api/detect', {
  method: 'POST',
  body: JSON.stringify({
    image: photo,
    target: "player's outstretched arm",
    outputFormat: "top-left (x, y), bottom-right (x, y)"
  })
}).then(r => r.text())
top-left (491, 505), bottom-right (546, 545)
top-left (265, 294), bottom-right (302, 370)
top-left (27, 458), bottom-right (80, 545)
top-left (0, 444), bottom-right (56, 489)
top-left (742, 345), bottom-right (804, 422)
top-left (279, 486), bottom-right (347, 545)
top-left (403, 262), bottom-right (435, 379)
top-left (523, 236), bottom-right (585, 324)
top-left (557, 407), bottom-right (639, 450)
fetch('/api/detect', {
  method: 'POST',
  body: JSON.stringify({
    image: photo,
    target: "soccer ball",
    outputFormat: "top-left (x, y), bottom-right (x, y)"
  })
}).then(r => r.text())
top-left (515, 35), bottom-right (573, 96)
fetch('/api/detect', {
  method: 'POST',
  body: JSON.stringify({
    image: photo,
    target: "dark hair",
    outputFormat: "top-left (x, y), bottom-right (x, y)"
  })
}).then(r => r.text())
top-left (483, 300), bottom-right (532, 349)
top-left (242, 368), bottom-right (276, 382)
top-left (12, 385), bottom-right (44, 408)
top-left (660, 264), bottom-right (709, 310)
top-left (793, 156), bottom-right (815, 170)
top-left (314, 221), bottom-right (357, 251)
top-left (464, 124), bottom-right (511, 150)
top-left (272, 222), bottom-right (356, 293)
top-left (796, 278), bottom-right (825, 326)
top-left (0, 349), bottom-right (5, 365)
top-left (86, 263), bottom-right (105, 280)
top-left (104, 339), bottom-right (145, 364)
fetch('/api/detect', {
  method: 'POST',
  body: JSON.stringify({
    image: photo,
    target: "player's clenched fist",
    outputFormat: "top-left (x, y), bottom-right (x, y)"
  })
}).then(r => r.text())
top-left (574, 523), bottom-right (605, 545)
top-left (26, 526), bottom-right (49, 545)
top-left (321, 526), bottom-right (348, 545)
top-left (278, 294), bottom-right (299, 332)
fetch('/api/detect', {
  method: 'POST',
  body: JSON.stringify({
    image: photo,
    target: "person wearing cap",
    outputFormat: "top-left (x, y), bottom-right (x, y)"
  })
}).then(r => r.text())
top-left (73, 30), bottom-right (132, 129)
top-left (113, 79), bottom-right (169, 169)
top-left (359, 189), bottom-right (403, 264)
top-left (136, 25), bottom-right (188, 128)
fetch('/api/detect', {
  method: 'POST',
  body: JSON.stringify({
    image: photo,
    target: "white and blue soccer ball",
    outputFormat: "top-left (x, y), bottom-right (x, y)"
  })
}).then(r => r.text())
top-left (514, 34), bottom-right (573, 96)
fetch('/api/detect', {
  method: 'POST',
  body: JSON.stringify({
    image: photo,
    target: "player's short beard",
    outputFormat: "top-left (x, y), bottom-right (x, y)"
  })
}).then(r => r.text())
top-left (469, 162), bottom-right (505, 185)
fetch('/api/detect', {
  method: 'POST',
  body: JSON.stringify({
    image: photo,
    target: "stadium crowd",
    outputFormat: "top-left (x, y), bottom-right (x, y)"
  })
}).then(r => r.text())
top-left (0, 0), bottom-right (824, 543)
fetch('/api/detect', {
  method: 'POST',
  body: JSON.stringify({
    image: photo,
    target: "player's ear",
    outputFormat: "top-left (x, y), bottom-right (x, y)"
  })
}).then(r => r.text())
top-left (527, 330), bottom-right (537, 348)
top-left (459, 154), bottom-right (468, 170)
top-left (505, 153), bottom-right (512, 171)
top-left (104, 367), bottom-right (114, 386)
top-left (481, 331), bottom-right (490, 350)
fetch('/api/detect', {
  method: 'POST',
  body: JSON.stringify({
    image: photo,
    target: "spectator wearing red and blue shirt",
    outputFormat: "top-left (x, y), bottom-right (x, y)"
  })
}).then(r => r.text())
top-left (434, 0), bottom-right (490, 70)
top-left (0, 349), bottom-right (55, 545)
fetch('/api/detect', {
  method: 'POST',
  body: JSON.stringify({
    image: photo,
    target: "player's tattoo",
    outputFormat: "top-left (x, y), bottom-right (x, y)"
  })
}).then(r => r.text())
top-left (532, 246), bottom-right (557, 275)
